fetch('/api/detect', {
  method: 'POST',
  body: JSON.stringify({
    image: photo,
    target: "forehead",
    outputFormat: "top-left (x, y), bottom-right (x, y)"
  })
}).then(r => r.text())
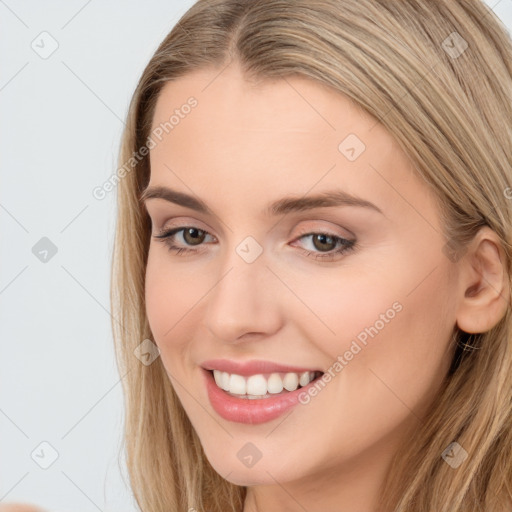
top-left (151, 64), bottom-right (388, 145)
top-left (147, 64), bottom-right (435, 226)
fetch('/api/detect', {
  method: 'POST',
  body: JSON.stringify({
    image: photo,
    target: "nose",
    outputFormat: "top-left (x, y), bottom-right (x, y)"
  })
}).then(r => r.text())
top-left (203, 246), bottom-right (283, 344)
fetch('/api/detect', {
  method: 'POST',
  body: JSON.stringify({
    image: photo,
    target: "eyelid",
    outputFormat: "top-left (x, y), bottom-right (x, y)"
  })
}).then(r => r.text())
top-left (154, 216), bottom-right (215, 236)
top-left (155, 213), bottom-right (351, 232)
top-left (148, 206), bottom-right (357, 240)
top-left (293, 222), bottom-right (351, 236)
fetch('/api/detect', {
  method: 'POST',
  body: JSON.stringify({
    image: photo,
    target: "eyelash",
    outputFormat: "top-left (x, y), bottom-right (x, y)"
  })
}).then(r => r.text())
top-left (153, 226), bottom-right (356, 261)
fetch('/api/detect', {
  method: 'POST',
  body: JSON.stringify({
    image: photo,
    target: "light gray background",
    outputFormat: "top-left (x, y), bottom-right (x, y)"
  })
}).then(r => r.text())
top-left (1, 1), bottom-right (511, 511)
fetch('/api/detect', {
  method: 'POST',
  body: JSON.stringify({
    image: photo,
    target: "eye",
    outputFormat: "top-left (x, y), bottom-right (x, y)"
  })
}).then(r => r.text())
top-left (291, 231), bottom-right (356, 260)
top-left (153, 226), bottom-right (356, 261)
top-left (153, 226), bottom-right (215, 256)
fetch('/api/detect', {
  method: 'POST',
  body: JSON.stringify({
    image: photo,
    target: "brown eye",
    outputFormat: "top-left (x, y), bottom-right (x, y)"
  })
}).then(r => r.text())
top-left (292, 230), bottom-right (356, 261)
top-left (154, 225), bottom-right (355, 261)
top-left (153, 226), bottom-right (215, 255)
top-left (311, 233), bottom-right (337, 252)
top-left (182, 227), bottom-right (207, 246)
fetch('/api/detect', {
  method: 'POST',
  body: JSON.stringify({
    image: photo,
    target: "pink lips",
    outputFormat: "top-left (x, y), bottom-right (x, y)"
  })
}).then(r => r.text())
top-left (200, 359), bottom-right (324, 425)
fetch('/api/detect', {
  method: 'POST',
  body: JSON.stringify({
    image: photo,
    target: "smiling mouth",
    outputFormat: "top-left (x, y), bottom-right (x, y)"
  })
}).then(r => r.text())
top-left (208, 369), bottom-right (324, 399)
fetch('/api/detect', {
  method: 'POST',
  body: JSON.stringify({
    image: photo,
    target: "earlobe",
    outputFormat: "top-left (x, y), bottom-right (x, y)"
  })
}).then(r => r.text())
top-left (455, 227), bottom-right (510, 334)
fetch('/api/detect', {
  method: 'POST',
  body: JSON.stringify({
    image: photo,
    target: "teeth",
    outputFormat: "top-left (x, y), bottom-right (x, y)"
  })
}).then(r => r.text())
top-left (229, 374), bottom-right (246, 394)
top-left (299, 371), bottom-right (311, 387)
top-left (212, 369), bottom-right (319, 397)
top-left (267, 373), bottom-right (283, 394)
top-left (213, 370), bottom-right (223, 388)
top-left (247, 374), bottom-right (268, 395)
top-left (283, 372), bottom-right (299, 391)
top-left (221, 371), bottom-right (230, 391)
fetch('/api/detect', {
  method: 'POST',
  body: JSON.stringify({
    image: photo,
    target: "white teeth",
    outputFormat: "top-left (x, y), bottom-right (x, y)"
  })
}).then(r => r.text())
top-left (211, 369), bottom-right (319, 397)
top-left (229, 373), bottom-right (246, 394)
top-left (247, 374), bottom-right (267, 395)
top-left (283, 372), bottom-right (299, 391)
top-left (299, 371), bottom-right (311, 387)
top-left (221, 371), bottom-right (230, 391)
top-left (267, 373), bottom-right (284, 394)
top-left (213, 370), bottom-right (223, 388)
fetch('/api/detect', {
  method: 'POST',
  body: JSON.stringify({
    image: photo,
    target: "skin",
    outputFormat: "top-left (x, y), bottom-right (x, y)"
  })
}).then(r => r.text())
top-left (143, 62), bottom-right (509, 512)
top-left (0, 505), bottom-right (46, 512)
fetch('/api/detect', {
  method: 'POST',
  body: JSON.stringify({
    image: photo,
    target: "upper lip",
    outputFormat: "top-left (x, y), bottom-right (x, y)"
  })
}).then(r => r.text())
top-left (200, 358), bottom-right (324, 376)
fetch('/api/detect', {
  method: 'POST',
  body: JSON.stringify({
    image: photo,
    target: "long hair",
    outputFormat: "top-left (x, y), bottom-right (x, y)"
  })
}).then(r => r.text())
top-left (110, 1), bottom-right (512, 510)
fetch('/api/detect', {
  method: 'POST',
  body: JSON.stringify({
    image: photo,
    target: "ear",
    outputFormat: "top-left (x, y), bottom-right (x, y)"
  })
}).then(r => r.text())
top-left (455, 226), bottom-right (510, 334)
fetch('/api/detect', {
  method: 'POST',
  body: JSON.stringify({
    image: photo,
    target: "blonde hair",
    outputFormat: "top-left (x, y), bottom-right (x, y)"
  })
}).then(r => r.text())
top-left (110, 1), bottom-right (512, 510)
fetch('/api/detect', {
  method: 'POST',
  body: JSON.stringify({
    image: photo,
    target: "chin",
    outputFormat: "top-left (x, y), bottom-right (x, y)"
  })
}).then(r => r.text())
top-left (202, 443), bottom-right (305, 486)
top-left (216, 465), bottom-right (282, 487)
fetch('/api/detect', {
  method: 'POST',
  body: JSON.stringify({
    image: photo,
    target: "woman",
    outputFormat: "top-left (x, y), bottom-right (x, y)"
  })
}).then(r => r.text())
top-left (110, 1), bottom-right (512, 510)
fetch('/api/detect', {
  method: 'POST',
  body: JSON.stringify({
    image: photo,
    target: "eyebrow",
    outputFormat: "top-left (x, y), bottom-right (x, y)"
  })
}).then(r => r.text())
top-left (140, 185), bottom-right (384, 216)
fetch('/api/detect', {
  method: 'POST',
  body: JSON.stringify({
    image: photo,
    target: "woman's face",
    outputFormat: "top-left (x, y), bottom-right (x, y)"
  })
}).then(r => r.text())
top-left (143, 63), bottom-right (458, 488)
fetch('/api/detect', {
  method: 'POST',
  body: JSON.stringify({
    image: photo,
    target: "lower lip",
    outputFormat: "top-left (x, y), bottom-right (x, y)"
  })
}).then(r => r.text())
top-left (202, 367), bottom-right (321, 424)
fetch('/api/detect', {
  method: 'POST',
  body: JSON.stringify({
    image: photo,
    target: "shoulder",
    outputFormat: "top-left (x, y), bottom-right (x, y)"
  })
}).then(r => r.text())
top-left (0, 504), bottom-right (46, 512)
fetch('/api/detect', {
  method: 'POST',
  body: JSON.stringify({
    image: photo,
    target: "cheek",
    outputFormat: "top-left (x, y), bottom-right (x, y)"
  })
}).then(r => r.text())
top-left (336, 265), bottom-right (456, 419)
top-left (144, 252), bottom-right (201, 361)
top-left (291, 253), bottom-right (455, 404)
top-left (282, 264), bottom-right (405, 362)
